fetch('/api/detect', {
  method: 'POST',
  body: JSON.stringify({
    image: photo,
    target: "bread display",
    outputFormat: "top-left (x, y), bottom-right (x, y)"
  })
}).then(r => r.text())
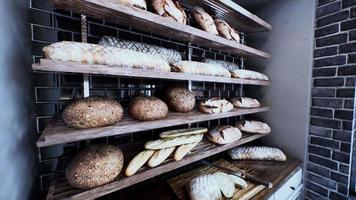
top-left (199, 99), bottom-right (234, 114)
top-left (188, 174), bottom-right (222, 200)
top-left (129, 96), bottom-right (168, 121)
top-left (117, 0), bottom-right (147, 9)
top-left (99, 36), bottom-right (182, 64)
top-left (231, 69), bottom-right (269, 81)
top-left (145, 133), bottom-right (203, 149)
top-left (43, 41), bottom-right (170, 72)
top-left (172, 61), bottom-right (231, 78)
top-left (236, 120), bottom-right (271, 134)
top-left (62, 97), bottom-right (123, 129)
top-left (203, 58), bottom-right (239, 72)
top-left (228, 146), bottom-right (287, 161)
top-left (151, 0), bottom-right (187, 24)
top-left (174, 141), bottom-right (199, 161)
top-left (231, 97), bottom-right (261, 108)
top-left (125, 150), bottom-right (155, 176)
top-left (215, 18), bottom-right (240, 43)
top-left (148, 147), bottom-right (176, 167)
top-left (191, 7), bottom-right (219, 35)
top-left (188, 172), bottom-right (247, 200)
top-left (207, 125), bottom-right (242, 145)
top-left (65, 145), bottom-right (124, 189)
top-left (165, 87), bottom-right (195, 112)
top-left (160, 127), bottom-right (207, 138)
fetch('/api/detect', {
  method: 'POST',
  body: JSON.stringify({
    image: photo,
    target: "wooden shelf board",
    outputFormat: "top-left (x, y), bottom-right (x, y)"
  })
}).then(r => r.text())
top-left (46, 133), bottom-right (267, 200)
top-left (33, 59), bottom-right (271, 86)
top-left (50, 0), bottom-right (271, 59)
top-left (37, 107), bottom-right (268, 147)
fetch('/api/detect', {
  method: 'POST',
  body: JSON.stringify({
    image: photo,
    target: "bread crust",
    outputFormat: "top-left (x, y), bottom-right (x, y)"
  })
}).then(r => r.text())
top-left (159, 127), bottom-right (207, 138)
top-left (207, 125), bottom-right (242, 144)
top-left (125, 150), bottom-right (155, 176)
top-left (165, 87), bottom-right (195, 112)
top-left (236, 120), bottom-right (271, 134)
top-left (199, 99), bottom-right (234, 114)
top-left (230, 97), bottom-right (260, 108)
top-left (191, 7), bottom-right (219, 35)
top-left (62, 97), bottom-right (123, 129)
top-left (228, 146), bottom-right (287, 161)
top-left (65, 144), bottom-right (124, 189)
top-left (129, 96), bottom-right (168, 121)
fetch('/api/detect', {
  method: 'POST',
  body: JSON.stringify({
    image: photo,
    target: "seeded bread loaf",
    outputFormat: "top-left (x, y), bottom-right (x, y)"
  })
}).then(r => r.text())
top-left (129, 96), bottom-right (168, 121)
top-left (62, 97), bottom-right (123, 129)
top-left (65, 144), bottom-right (124, 189)
top-left (165, 87), bottom-right (195, 112)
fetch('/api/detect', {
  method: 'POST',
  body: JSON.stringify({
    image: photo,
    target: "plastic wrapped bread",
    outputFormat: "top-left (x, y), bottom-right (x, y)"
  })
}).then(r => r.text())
top-left (188, 174), bottom-right (222, 200)
top-left (43, 41), bottom-right (170, 71)
top-left (172, 61), bottom-right (231, 77)
top-left (231, 69), bottom-right (269, 80)
top-left (228, 146), bottom-right (287, 161)
top-left (117, 0), bottom-right (147, 9)
top-left (191, 7), bottom-right (219, 35)
top-left (151, 0), bottom-right (187, 24)
top-left (203, 58), bottom-right (239, 72)
top-left (215, 18), bottom-right (240, 43)
top-left (99, 36), bottom-right (182, 64)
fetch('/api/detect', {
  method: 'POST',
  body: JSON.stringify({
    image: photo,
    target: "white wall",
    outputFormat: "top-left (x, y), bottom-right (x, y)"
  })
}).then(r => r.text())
top-left (247, 0), bottom-right (315, 161)
top-left (0, 0), bottom-right (35, 199)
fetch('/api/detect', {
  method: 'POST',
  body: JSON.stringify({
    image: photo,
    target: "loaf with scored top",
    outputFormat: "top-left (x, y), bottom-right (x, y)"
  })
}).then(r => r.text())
top-left (228, 146), bottom-right (287, 161)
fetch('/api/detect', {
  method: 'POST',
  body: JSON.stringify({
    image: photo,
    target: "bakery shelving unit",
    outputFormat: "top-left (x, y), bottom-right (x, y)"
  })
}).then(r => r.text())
top-left (34, 0), bottom-right (273, 199)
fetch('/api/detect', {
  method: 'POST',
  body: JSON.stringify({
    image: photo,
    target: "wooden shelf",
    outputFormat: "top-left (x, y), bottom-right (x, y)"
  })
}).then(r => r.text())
top-left (50, 0), bottom-right (271, 59)
top-left (33, 59), bottom-right (271, 86)
top-left (46, 133), bottom-right (267, 200)
top-left (37, 107), bottom-right (268, 147)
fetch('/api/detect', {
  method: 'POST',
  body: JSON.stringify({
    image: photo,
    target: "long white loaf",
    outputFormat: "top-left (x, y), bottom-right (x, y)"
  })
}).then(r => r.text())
top-left (228, 146), bottom-right (287, 161)
top-left (43, 41), bottom-right (171, 72)
top-left (172, 61), bottom-right (231, 78)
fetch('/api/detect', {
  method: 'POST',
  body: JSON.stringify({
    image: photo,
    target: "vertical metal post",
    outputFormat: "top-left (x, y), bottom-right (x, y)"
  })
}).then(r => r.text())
top-left (240, 33), bottom-right (246, 121)
top-left (81, 15), bottom-right (90, 98)
top-left (187, 43), bottom-right (193, 91)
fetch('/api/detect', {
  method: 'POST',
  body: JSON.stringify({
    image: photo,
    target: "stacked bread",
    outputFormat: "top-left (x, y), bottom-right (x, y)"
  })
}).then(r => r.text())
top-left (125, 128), bottom-right (207, 176)
top-left (189, 172), bottom-right (247, 200)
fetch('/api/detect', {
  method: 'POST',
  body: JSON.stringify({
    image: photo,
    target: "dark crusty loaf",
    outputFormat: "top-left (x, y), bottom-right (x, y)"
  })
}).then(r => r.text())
top-left (165, 87), bottom-right (195, 113)
top-left (65, 144), bottom-right (124, 189)
top-left (129, 96), bottom-right (168, 121)
top-left (62, 97), bottom-right (123, 129)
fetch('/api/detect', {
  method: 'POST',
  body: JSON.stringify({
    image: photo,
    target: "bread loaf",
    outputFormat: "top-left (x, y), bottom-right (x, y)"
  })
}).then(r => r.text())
top-left (129, 96), bottom-right (168, 121)
top-left (188, 174), bottom-right (222, 200)
top-left (215, 18), bottom-right (240, 43)
top-left (65, 145), bottom-right (124, 189)
top-left (228, 146), bottom-right (287, 161)
top-left (117, 0), bottom-right (147, 9)
top-left (207, 125), bottom-right (242, 145)
top-left (199, 99), bottom-right (234, 114)
top-left (236, 120), bottom-right (271, 134)
top-left (174, 141), bottom-right (199, 161)
top-left (212, 172), bottom-right (235, 198)
top-left (172, 61), bottom-right (231, 78)
top-left (152, 0), bottom-right (187, 24)
top-left (99, 36), bottom-right (182, 64)
top-left (125, 150), bottom-right (155, 176)
top-left (145, 133), bottom-right (203, 149)
top-left (43, 41), bottom-right (170, 72)
top-left (231, 97), bottom-right (260, 108)
top-left (191, 7), bottom-right (219, 35)
top-left (231, 69), bottom-right (269, 81)
top-left (165, 87), bottom-right (195, 112)
top-left (203, 58), bottom-right (239, 72)
top-left (159, 127), bottom-right (207, 138)
top-left (148, 147), bottom-right (176, 167)
top-left (62, 97), bottom-right (123, 129)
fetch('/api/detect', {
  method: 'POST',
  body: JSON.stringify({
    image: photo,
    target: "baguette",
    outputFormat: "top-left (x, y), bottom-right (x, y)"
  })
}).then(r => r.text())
top-left (148, 147), bottom-right (176, 167)
top-left (125, 150), bottom-right (155, 176)
top-left (228, 146), bottom-right (287, 161)
top-left (159, 127), bottom-right (207, 138)
top-left (174, 141), bottom-right (199, 161)
top-left (145, 134), bottom-right (203, 150)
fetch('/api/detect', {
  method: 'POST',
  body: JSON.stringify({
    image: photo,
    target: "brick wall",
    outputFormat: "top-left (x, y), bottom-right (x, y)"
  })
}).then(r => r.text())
top-left (306, 0), bottom-right (356, 199)
top-left (29, 0), bottom-right (250, 197)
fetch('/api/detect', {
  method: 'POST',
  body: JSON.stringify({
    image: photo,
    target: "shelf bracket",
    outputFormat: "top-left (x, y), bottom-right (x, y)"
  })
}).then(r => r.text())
top-left (81, 15), bottom-right (90, 98)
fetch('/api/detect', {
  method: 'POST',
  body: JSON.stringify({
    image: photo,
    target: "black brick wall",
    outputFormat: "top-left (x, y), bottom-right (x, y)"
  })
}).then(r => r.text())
top-left (29, 0), bottom-right (255, 198)
top-left (306, 0), bottom-right (356, 199)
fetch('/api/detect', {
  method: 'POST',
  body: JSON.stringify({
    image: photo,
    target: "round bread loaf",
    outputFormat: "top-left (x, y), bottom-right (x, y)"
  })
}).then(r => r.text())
top-left (129, 96), bottom-right (168, 121)
top-left (165, 87), bottom-right (195, 112)
top-left (65, 144), bottom-right (124, 189)
top-left (62, 97), bottom-right (123, 129)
